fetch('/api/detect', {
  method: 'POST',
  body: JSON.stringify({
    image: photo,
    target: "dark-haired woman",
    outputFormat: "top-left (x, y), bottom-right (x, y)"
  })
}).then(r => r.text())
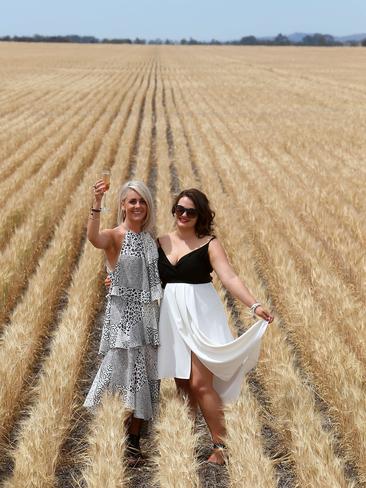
top-left (157, 188), bottom-right (273, 465)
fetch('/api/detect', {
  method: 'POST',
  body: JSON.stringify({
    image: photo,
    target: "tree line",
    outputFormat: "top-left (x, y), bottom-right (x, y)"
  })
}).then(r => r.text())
top-left (1, 33), bottom-right (365, 46)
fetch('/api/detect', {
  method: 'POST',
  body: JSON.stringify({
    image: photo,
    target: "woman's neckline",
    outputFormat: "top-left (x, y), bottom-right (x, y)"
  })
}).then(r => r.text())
top-left (160, 237), bottom-right (214, 267)
top-left (119, 224), bottom-right (143, 235)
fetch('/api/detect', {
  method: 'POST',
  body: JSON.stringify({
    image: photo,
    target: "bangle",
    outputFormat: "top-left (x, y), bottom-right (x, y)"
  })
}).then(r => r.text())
top-left (249, 302), bottom-right (261, 317)
top-left (91, 208), bottom-right (101, 212)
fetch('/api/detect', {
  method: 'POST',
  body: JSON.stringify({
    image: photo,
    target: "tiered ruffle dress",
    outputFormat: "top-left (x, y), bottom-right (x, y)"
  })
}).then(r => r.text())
top-left (157, 237), bottom-right (268, 403)
top-left (84, 230), bottom-right (163, 420)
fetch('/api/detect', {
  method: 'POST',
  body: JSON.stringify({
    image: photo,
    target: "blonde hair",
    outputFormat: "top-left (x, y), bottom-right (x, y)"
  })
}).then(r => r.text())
top-left (117, 180), bottom-right (155, 234)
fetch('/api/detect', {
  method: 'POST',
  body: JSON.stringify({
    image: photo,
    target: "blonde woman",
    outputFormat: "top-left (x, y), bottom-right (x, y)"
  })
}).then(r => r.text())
top-left (84, 180), bottom-right (162, 466)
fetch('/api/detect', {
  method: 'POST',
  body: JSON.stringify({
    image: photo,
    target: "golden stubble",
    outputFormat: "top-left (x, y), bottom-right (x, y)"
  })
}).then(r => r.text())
top-left (79, 392), bottom-right (130, 488)
top-left (0, 43), bottom-right (364, 487)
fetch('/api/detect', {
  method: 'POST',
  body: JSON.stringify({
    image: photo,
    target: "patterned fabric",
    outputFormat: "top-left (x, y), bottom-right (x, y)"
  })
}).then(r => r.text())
top-left (85, 346), bottom-right (160, 420)
top-left (109, 230), bottom-right (162, 306)
top-left (84, 230), bottom-right (163, 420)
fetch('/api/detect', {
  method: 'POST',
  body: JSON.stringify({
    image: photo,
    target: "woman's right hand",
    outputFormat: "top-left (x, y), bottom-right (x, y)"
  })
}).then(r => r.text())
top-left (92, 179), bottom-right (106, 205)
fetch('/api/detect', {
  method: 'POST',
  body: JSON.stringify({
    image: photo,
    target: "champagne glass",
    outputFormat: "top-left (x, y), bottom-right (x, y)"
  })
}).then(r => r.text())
top-left (101, 169), bottom-right (110, 212)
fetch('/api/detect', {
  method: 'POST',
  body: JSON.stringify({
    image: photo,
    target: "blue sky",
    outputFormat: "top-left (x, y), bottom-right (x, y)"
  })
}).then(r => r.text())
top-left (1, 0), bottom-right (365, 41)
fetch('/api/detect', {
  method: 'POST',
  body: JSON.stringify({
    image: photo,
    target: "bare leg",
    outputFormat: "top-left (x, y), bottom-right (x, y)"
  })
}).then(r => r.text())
top-left (128, 416), bottom-right (143, 436)
top-left (189, 353), bottom-right (226, 464)
top-left (175, 378), bottom-right (198, 419)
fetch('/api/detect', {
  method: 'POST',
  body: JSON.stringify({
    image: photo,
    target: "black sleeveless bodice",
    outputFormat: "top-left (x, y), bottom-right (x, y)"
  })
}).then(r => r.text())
top-left (158, 237), bottom-right (215, 288)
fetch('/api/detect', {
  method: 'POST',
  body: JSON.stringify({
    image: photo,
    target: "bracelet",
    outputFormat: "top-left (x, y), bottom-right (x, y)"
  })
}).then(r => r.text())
top-left (249, 302), bottom-right (261, 317)
top-left (91, 207), bottom-right (102, 212)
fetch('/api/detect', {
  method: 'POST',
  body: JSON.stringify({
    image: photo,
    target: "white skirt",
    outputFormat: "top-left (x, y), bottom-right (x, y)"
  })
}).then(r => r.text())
top-left (157, 282), bottom-right (268, 403)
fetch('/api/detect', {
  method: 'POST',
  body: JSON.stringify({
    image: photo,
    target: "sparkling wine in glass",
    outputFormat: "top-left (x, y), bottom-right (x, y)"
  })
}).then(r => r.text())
top-left (101, 169), bottom-right (111, 211)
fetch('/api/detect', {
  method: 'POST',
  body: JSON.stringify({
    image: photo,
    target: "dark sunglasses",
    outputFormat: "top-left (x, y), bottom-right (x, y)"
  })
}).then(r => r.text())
top-left (174, 204), bottom-right (198, 219)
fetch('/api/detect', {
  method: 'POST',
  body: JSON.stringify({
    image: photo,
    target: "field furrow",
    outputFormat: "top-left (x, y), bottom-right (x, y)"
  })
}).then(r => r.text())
top-left (0, 75), bottom-right (132, 249)
top-left (0, 43), bottom-right (364, 488)
top-left (177, 77), bottom-right (365, 345)
top-left (0, 71), bottom-right (120, 187)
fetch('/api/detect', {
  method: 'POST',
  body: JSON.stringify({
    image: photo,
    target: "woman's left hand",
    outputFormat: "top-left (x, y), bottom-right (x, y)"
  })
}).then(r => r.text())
top-left (255, 306), bottom-right (274, 323)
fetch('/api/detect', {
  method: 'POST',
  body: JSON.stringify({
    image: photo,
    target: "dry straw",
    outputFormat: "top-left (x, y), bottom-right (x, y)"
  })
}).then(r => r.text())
top-left (225, 391), bottom-right (277, 488)
top-left (79, 392), bottom-right (129, 488)
top-left (0, 90), bottom-right (72, 165)
top-left (0, 84), bottom-right (117, 250)
top-left (0, 77), bottom-right (89, 178)
top-left (0, 72), bottom-right (102, 179)
top-left (0, 81), bottom-right (125, 324)
top-left (153, 380), bottom-right (200, 488)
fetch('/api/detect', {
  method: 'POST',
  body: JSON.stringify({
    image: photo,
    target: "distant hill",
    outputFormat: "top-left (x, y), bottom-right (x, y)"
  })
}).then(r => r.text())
top-left (287, 32), bottom-right (366, 43)
top-left (334, 33), bottom-right (366, 42)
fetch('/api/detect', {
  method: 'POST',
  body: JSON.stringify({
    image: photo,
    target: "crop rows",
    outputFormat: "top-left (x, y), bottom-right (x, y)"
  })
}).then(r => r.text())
top-left (0, 43), bottom-right (365, 488)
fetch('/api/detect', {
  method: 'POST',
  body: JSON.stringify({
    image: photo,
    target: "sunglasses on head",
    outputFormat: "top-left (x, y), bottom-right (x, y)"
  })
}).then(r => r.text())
top-left (174, 204), bottom-right (198, 219)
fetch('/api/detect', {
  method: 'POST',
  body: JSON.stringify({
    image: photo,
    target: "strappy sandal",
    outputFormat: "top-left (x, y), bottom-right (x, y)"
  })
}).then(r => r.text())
top-left (207, 442), bottom-right (227, 465)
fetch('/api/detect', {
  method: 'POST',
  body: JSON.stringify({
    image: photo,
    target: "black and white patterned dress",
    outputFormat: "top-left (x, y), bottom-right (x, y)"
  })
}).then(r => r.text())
top-left (84, 229), bottom-right (162, 420)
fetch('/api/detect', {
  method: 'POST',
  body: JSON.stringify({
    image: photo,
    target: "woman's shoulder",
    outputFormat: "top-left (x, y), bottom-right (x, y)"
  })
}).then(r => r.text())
top-left (206, 235), bottom-right (223, 252)
top-left (109, 225), bottom-right (126, 237)
top-left (202, 234), bottom-right (216, 245)
top-left (156, 233), bottom-right (174, 246)
top-left (107, 225), bottom-right (127, 248)
top-left (95, 226), bottom-right (121, 244)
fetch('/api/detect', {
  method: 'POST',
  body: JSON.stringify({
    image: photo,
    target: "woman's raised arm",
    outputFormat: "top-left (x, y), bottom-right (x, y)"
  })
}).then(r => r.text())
top-left (208, 238), bottom-right (273, 322)
top-left (87, 179), bottom-right (114, 250)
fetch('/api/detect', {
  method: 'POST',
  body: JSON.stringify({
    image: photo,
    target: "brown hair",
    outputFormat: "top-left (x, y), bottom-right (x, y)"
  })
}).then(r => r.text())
top-left (171, 188), bottom-right (215, 238)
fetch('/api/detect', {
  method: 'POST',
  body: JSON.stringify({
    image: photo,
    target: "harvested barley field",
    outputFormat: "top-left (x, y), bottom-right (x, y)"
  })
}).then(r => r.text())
top-left (0, 42), bottom-right (365, 487)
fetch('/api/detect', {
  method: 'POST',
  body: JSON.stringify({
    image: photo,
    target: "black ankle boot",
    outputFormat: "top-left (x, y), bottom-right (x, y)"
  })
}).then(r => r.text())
top-left (127, 434), bottom-right (141, 453)
top-left (126, 434), bottom-right (143, 466)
